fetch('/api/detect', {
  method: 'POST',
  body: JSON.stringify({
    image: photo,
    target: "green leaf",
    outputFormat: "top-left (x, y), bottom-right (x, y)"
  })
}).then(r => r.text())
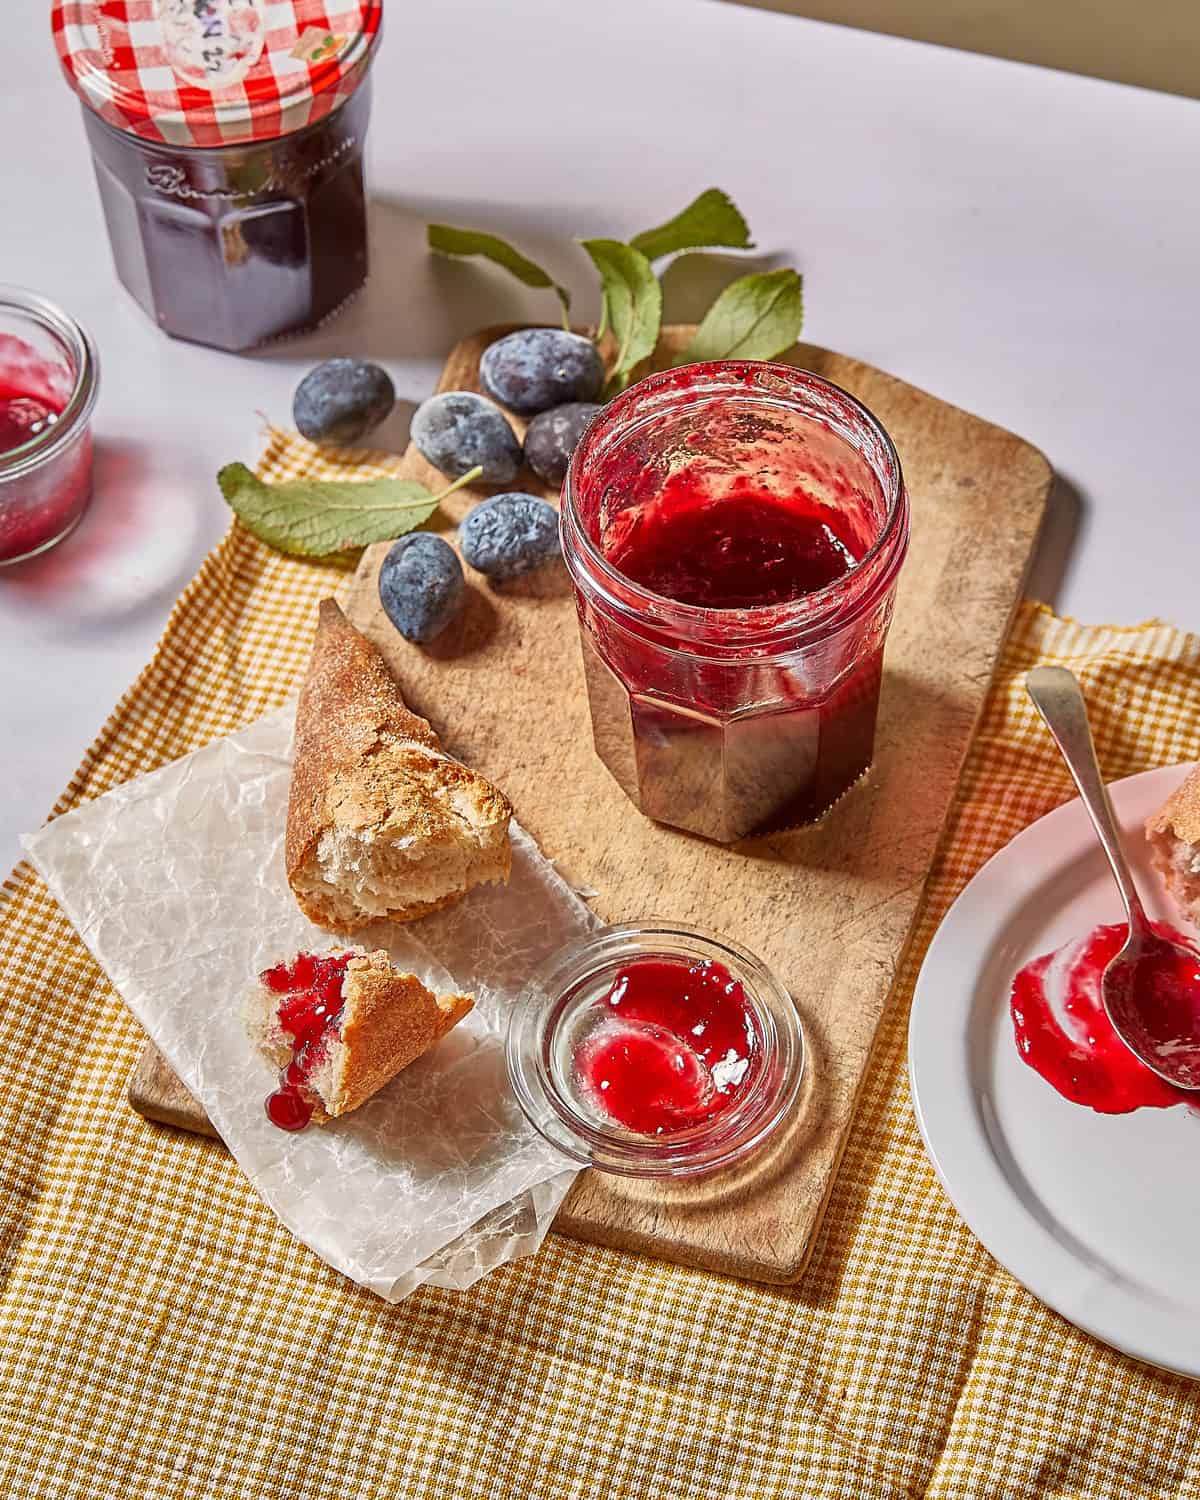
top-left (217, 463), bottom-right (481, 558)
top-left (427, 224), bottom-right (570, 326)
top-left (579, 239), bottom-right (662, 392)
top-left (629, 188), bottom-right (754, 263)
top-left (683, 268), bottom-right (804, 362)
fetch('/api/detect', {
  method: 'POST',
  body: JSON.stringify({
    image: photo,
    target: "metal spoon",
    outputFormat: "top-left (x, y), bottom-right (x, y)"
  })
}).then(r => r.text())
top-left (1026, 665), bottom-right (1200, 1090)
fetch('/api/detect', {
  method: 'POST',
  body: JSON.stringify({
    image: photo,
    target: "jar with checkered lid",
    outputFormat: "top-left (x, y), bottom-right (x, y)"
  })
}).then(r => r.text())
top-left (52, 1), bottom-right (383, 351)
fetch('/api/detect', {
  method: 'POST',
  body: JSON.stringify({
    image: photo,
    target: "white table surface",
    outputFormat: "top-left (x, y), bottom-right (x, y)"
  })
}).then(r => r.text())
top-left (3, 0), bottom-right (1199, 876)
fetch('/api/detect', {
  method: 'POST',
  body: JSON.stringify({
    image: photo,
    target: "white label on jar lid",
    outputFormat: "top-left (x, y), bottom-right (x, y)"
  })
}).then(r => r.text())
top-left (155, 0), bottom-right (267, 89)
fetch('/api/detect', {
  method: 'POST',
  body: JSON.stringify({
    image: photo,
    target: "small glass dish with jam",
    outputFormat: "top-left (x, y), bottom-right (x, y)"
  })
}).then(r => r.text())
top-left (506, 922), bottom-right (804, 1178)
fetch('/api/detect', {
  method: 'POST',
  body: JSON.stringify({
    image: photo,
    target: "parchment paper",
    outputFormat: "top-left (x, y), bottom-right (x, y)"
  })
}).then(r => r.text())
top-left (23, 706), bottom-right (593, 1301)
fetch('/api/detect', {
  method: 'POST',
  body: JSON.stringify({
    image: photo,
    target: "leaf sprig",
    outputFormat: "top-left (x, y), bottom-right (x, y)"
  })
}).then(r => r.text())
top-left (427, 188), bottom-right (803, 394)
top-left (217, 462), bottom-right (482, 558)
top-left (579, 239), bottom-right (662, 391)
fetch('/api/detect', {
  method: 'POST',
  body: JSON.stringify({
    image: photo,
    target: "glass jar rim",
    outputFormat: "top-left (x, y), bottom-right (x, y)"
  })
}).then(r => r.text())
top-left (561, 360), bottom-right (908, 652)
top-left (506, 920), bottom-right (805, 1178)
top-left (0, 287), bottom-right (99, 481)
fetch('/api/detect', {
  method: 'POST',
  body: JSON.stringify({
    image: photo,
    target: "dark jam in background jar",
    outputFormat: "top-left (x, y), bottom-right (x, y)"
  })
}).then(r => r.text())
top-left (53, 1), bottom-right (383, 352)
top-left (561, 362), bottom-right (909, 844)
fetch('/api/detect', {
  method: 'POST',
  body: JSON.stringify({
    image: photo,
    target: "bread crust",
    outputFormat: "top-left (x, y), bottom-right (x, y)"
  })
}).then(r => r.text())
top-left (286, 598), bottom-right (439, 892)
top-left (286, 599), bottom-right (512, 930)
top-left (326, 952), bottom-right (473, 1116)
top-left (1145, 764), bottom-right (1200, 929)
top-left (1146, 763), bottom-right (1200, 846)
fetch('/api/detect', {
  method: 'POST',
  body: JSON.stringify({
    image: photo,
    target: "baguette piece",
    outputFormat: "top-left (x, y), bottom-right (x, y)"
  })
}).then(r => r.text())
top-left (286, 599), bottom-right (512, 930)
top-left (1147, 764), bottom-right (1200, 928)
top-left (247, 947), bottom-right (474, 1124)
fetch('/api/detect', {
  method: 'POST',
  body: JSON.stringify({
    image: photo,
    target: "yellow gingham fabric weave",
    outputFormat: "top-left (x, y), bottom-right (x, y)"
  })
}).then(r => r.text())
top-left (2, 428), bottom-right (1200, 1499)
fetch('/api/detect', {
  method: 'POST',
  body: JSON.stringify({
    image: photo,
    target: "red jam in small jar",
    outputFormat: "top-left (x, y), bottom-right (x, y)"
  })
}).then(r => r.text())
top-left (561, 362), bottom-right (909, 843)
top-left (53, 2), bottom-right (382, 351)
top-left (0, 289), bottom-right (99, 565)
top-left (0, 378), bottom-right (62, 458)
top-left (506, 923), bottom-right (804, 1178)
top-left (573, 957), bottom-right (760, 1135)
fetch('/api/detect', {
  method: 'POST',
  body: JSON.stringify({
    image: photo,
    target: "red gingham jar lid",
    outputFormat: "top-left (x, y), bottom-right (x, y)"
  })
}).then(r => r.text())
top-left (52, 0), bottom-right (383, 148)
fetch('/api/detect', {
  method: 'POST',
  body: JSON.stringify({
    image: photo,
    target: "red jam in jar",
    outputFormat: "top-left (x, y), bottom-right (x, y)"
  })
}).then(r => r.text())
top-left (562, 362), bottom-right (909, 843)
top-left (573, 957), bottom-right (760, 1135)
top-left (0, 291), bottom-right (98, 565)
top-left (53, 2), bottom-right (382, 351)
top-left (607, 473), bottom-right (863, 607)
top-left (0, 381), bottom-right (62, 458)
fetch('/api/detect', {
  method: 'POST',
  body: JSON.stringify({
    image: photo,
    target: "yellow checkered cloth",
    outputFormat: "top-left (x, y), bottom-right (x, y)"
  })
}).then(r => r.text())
top-left (3, 428), bottom-right (1200, 1499)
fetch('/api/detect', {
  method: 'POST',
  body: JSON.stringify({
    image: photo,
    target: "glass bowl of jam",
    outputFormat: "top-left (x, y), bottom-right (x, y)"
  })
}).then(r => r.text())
top-left (506, 922), bottom-right (804, 1177)
top-left (0, 287), bottom-right (99, 565)
top-left (52, 1), bottom-right (382, 351)
top-left (561, 361), bottom-right (909, 843)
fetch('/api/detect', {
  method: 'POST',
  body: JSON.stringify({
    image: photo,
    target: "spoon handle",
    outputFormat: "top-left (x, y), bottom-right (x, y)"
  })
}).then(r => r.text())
top-left (1025, 666), bottom-right (1149, 932)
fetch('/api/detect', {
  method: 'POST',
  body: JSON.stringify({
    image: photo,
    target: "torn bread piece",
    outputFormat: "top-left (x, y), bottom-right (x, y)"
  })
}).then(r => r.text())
top-left (286, 599), bottom-right (512, 931)
top-left (1147, 764), bottom-right (1200, 929)
top-left (247, 947), bottom-right (474, 1128)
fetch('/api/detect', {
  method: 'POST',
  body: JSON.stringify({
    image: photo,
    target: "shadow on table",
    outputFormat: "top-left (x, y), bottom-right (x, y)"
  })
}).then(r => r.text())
top-left (1024, 470), bottom-right (1086, 612)
top-left (249, 193), bottom-right (791, 371)
top-left (0, 437), bottom-right (203, 633)
top-left (249, 193), bottom-right (592, 369)
top-left (241, 194), bottom-right (801, 466)
top-left (658, 249), bottom-right (788, 324)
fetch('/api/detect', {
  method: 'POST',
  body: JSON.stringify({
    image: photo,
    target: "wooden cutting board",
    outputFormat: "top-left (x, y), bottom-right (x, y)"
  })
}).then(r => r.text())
top-left (130, 326), bottom-right (1051, 1283)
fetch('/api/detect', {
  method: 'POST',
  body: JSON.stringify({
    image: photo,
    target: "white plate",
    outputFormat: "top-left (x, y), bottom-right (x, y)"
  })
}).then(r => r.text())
top-left (908, 763), bottom-right (1200, 1377)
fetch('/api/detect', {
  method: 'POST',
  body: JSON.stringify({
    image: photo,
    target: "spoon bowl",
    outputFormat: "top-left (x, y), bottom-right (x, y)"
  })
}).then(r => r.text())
top-left (1026, 666), bottom-right (1200, 1090)
top-left (1101, 926), bottom-right (1200, 1089)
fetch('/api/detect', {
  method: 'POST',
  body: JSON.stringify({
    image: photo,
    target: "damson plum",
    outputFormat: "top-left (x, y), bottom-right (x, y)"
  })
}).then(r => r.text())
top-left (523, 402), bottom-right (603, 487)
top-left (294, 359), bottom-right (395, 444)
top-left (378, 533), bottom-right (465, 642)
top-left (410, 391), bottom-right (522, 484)
top-left (479, 329), bottom-right (604, 415)
top-left (459, 493), bottom-right (560, 581)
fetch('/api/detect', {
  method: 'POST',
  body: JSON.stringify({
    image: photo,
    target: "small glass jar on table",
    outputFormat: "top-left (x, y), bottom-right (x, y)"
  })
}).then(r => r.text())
top-left (560, 361), bottom-right (910, 843)
top-left (506, 922), bottom-right (804, 1178)
top-left (0, 288), bottom-right (99, 565)
top-left (52, 0), bottom-right (382, 351)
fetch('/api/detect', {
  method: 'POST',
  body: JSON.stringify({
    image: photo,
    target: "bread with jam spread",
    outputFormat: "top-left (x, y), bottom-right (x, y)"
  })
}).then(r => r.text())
top-left (246, 947), bottom-right (473, 1126)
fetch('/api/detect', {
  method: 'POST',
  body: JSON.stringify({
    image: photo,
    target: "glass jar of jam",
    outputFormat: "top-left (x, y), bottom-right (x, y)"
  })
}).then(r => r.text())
top-left (561, 361), bottom-right (909, 843)
top-left (0, 288), bottom-right (99, 565)
top-left (506, 922), bottom-right (804, 1178)
top-left (52, 1), bottom-right (382, 351)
